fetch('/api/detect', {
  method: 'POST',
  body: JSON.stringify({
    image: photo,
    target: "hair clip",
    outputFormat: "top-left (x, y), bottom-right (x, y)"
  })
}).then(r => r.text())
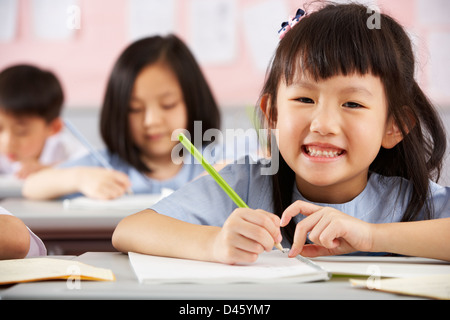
top-left (278, 22), bottom-right (291, 39)
top-left (278, 8), bottom-right (306, 39)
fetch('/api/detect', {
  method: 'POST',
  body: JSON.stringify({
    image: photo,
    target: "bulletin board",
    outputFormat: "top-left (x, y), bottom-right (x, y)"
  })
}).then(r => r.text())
top-left (0, 0), bottom-right (449, 109)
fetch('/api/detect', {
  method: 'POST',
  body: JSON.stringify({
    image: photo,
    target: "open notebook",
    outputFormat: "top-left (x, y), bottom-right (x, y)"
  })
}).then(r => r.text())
top-left (0, 258), bottom-right (115, 285)
top-left (129, 250), bottom-right (330, 284)
top-left (62, 189), bottom-right (173, 210)
top-left (63, 194), bottom-right (162, 210)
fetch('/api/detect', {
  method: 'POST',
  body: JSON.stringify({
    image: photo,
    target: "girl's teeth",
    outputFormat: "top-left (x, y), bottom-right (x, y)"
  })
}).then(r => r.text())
top-left (306, 147), bottom-right (342, 158)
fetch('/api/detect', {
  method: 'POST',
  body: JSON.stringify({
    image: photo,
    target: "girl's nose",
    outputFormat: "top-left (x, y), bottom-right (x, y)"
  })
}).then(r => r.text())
top-left (309, 105), bottom-right (340, 136)
top-left (143, 107), bottom-right (163, 127)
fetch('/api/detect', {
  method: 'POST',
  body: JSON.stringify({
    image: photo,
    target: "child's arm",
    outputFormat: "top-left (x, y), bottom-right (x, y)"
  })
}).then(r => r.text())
top-left (0, 215), bottom-right (30, 259)
top-left (22, 167), bottom-right (131, 200)
top-left (16, 159), bottom-right (49, 179)
top-left (281, 200), bottom-right (450, 261)
top-left (112, 208), bottom-right (282, 265)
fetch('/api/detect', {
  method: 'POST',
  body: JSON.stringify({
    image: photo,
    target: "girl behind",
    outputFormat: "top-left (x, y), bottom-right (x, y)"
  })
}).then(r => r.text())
top-left (23, 34), bottom-right (220, 200)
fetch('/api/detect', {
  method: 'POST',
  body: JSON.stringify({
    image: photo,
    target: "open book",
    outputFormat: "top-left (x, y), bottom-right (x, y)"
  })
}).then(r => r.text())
top-left (129, 250), bottom-right (330, 284)
top-left (0, 258), bottom-right (115, 285)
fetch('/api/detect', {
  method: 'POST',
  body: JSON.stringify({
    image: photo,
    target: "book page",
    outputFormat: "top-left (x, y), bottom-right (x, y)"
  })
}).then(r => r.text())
top-left (312, 256), bottom-right (450, 278)
top-left (129, 250), bottom-right (329, 284)
top-left (0, 258), bottom-right (115, 285)
top-left (350, 274), bottom-right (450, 300)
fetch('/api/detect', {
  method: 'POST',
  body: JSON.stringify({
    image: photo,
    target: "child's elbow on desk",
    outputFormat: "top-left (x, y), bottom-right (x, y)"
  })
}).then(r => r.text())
top-left (112, 209), bottom-right (170, 254)
top-left (22, 167), bottom-right (71, 200)
top-left (0, 215), bottom-right (30, 259)
top-left (112, 209), bottom-right (218, 261)
top-left (112, 210), bottom-right (152, 254)
top-left (111, 220), bottom-right (128, 254)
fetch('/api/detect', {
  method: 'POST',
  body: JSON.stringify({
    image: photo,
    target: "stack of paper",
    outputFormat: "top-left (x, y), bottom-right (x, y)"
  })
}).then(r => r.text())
top-left (312, 256), bottom-right (450, 300)
top-left (129, 250), bottom-right (330, 284)
top-left (312, 256), bottom-right (450, 278)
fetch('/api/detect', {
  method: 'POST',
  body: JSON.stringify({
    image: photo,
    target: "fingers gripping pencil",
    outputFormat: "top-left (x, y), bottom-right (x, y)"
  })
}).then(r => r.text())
top-left (178, 132), bottom-right (284, 252)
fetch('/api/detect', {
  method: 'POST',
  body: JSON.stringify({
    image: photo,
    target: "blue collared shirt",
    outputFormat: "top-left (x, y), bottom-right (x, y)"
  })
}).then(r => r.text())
top-left (150, 156), bottom-right (450, 250)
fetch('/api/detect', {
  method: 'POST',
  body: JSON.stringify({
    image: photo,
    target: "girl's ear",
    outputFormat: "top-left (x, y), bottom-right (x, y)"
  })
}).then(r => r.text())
top-left (382, 108), bottom-right (416, 149)
top-left (381, 116), bottom-right (406, 149)
top-left (260, 94), bottom-right (276, 129)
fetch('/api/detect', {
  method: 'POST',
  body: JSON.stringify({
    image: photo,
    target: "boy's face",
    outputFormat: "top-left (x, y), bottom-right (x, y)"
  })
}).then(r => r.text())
top-left (0, 109), bottom-right (58, 163)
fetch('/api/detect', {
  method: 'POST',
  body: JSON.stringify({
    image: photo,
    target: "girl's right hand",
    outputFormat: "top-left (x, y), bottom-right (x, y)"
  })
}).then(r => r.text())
top-left (78, 167), bottom-right (131, 200)
top-left (211, 208), bottom-right (282, 265)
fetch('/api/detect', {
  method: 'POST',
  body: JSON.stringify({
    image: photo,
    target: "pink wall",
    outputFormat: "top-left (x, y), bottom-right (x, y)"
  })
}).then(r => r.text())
top-left (1, 0), bottom-right (449, 109)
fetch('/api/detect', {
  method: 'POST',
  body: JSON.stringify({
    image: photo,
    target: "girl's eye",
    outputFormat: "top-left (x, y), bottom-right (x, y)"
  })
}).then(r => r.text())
top-left (343, 101), bottom-right (363, 109)
top-left (162, 103), bottom-right (177, 110)
top-left (296, 97), bottom-right (314, 104)
top-left (128, 106), bottom-right (144, 113)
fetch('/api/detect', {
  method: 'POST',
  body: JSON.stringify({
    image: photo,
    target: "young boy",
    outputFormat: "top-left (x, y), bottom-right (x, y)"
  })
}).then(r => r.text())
top-left (0, 206), bottom-right (46, 259)
top-left (0, 64), bottom-right (84, 179)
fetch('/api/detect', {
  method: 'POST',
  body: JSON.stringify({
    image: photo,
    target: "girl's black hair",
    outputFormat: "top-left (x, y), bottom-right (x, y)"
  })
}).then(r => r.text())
top-left (258, 3), bottom-right (447, 245)
top-left (0, 64), bottom-right (64, 122)
top-left (101, 34), bottom-right (221, 173)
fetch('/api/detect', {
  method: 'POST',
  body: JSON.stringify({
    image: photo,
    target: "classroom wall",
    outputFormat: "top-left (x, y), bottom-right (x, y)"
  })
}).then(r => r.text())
top-left (0, 0), bottom-right (449, 185)
top-left (0, 0), bottom-right (450, 110)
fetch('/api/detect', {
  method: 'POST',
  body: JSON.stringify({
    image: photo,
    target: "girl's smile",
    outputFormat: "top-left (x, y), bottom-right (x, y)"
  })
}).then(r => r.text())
top-left (302, 143), bottom-right (346, 162)
top-left (145, 132), bottom-right (167, 141)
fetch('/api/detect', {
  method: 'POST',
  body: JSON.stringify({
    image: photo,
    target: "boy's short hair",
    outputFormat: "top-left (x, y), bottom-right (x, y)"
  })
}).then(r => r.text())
top-left (0, 64), bottom-right (64, 123)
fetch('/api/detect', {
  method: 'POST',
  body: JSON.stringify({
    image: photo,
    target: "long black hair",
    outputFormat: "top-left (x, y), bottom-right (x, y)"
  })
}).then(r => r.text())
top-left (258, 3), bottom-right (447, 245)
top-left (101, 34), bottom-right (221, 173)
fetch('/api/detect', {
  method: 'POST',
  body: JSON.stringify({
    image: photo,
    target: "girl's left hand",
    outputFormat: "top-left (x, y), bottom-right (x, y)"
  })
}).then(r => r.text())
top-left (280, 200), bottom-right (375, 258)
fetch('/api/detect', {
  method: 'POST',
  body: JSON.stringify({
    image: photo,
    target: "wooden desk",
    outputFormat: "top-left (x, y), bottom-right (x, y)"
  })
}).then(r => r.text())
top-left (0, 176), bottom-right (23, 199)
top-left (0, 252), bottom-right (435, 301)
top-left (0, 198), bottom-right (139, 255)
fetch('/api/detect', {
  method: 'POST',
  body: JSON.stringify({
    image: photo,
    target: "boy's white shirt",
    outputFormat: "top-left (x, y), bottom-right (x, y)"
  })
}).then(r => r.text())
top-left (0, 206), bottom-right (47, 257)
top-left (0, 132), bottom-right (85, 256)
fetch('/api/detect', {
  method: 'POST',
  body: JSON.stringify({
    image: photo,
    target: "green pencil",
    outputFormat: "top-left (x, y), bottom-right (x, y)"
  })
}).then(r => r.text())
top-left (178, 132), bottom-right (284, 252)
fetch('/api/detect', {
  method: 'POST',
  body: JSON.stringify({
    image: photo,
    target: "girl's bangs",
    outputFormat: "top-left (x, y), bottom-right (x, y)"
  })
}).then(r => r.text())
top-left (282, 33), bottom-right (378, 86)
top-left (278, 5), bottom-right (395, 86)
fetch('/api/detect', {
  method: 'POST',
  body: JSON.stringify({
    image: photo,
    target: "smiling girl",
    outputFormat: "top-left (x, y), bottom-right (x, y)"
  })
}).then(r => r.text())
top-left (112, 3), bottom-right (450, 263)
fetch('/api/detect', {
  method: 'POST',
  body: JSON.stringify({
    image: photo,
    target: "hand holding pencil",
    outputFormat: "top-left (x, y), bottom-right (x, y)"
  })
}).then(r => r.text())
top-left (64, 119), bottom-right (133, 199)
top-left (211, 207), bottom-right (284, 264)
top-left (178, 133), bottom-right (284, 264)
top-left (76, 167), bottom-right (132, 200)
